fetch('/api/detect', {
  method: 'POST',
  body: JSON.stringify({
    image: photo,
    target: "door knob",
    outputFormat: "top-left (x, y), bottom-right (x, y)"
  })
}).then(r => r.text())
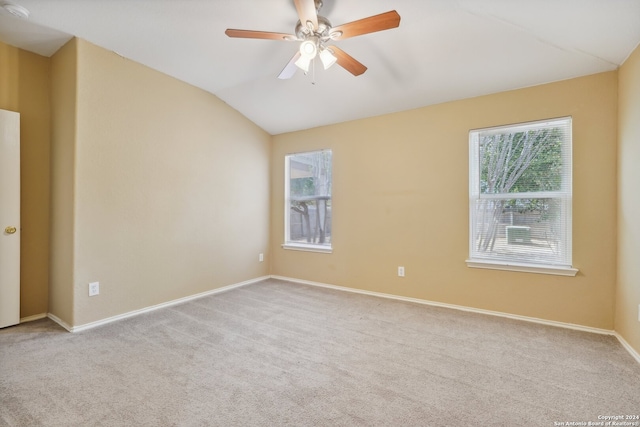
top-left (4, 226), bottom-right (16, 234)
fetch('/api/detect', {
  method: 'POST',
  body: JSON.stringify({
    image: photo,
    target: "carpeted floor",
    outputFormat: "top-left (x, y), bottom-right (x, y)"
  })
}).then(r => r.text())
top-left (1, 279), bottom-right (639, 426)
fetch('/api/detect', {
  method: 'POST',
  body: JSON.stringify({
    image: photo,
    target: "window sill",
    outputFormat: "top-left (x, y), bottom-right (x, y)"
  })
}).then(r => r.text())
top-left (466, 259), bottom-right (578, 276)
top-left (282, 243), bottom-right (333, 254)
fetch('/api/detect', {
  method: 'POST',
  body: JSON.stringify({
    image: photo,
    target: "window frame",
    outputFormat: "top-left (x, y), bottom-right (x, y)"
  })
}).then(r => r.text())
top-left (283, 149), bottom-right (333, 254)
top-left (466, 117), bottom-right (578, 276)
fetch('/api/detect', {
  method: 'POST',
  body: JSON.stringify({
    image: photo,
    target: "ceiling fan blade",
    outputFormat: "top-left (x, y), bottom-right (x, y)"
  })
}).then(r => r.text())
top-left (329, 46), bottom-right (367, 76)
top-left (225, 29), bottom-right (297, 41)
top-left (278, 52), bottom-right (301, 80)
top-left (294, 0), bottom-right (318, 31)
top-left (330, 10), bottom-right (401, 41)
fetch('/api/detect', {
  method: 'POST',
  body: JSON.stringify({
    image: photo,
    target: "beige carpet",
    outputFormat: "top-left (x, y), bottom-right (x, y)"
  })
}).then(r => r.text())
top-left (1, 279), bottom-right (639, 426)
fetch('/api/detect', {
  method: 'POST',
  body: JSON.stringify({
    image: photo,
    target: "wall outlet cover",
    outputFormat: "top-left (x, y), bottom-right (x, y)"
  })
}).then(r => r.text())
top-left (89, 282), bottom-right (99, 297)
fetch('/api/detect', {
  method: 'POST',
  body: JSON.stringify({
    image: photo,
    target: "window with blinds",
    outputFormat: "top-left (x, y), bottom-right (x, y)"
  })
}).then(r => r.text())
top-left (284, 150), bottom-right (332, 252)
top-left (468, 117), bottom-right (574, 273)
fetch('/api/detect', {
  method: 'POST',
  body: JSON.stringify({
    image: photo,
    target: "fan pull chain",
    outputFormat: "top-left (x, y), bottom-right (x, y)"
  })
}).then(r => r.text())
top-left (311, 57), bottom-right (316, 85)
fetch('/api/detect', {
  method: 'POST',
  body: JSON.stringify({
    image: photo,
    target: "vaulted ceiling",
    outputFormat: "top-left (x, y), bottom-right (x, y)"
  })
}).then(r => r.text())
top-left (1, 0), bottom-right (639, 135)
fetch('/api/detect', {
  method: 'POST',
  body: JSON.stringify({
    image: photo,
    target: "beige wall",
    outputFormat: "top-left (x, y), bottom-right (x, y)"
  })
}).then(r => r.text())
top-left (616, 44), bottom-right (640, 353)
top-left (63, 39), bottom-right (271, 326)
top-left (272, 72), bottom-right (618, 330)
top-left (49, 38), bottom-right (78, 325)
top-left (0, 41), bottom-right (51, 319)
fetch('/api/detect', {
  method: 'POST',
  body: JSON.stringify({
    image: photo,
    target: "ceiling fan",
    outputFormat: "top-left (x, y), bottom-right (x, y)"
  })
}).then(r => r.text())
top-left (225, 0), bottom-right (400, 79)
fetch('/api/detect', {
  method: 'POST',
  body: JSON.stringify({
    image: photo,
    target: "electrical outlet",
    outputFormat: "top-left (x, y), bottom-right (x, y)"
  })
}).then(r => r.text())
top-left (638, 304), bottom-right (640, 322)
top-left (398, 266), bottom-right (405, 277)
top-left (89, 282), bottom-right (99, 297)
top-left (259, 253), bottom-right (264, 262)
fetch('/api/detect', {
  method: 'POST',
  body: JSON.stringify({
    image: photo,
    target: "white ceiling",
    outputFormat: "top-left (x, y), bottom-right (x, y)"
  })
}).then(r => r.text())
top-left (1, 0), bottom-right (639, 135)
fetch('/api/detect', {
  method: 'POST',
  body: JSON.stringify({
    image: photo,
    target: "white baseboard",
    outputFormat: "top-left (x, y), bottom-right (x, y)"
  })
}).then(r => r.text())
top-left (273, 276), bottom-right (640, 364)
top-left (38, 273), bottom-right (640, 365)
top-left (20, 313), bottom-right (47, 323)
top-left (272, 275), bottom-right (640, 364)
top-left (47, 312), bottom-right (73, 332)
top-left (613, 332), bottom-right (640, 364)
top-left (48, 276), bottom-right (269, 333)
top-left (271, 275), bottom-right (614, 336)
top-left (274, 275), bottom-right (640, 364)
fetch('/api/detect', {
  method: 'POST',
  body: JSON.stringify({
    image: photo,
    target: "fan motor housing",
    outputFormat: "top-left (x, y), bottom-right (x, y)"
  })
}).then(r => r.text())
top-left (295, 15), bottom-right (332, 39)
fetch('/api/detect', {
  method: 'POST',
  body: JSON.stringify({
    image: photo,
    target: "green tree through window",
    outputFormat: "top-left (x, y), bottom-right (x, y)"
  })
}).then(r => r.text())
top-left (469, 118), bottom-right (572, 269)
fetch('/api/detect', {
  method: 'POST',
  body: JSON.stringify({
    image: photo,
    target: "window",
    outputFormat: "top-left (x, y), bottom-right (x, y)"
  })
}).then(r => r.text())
top-left (284, 150), bottom-right (332, 253)
top-left (467, 117), bottom-right (577, 276)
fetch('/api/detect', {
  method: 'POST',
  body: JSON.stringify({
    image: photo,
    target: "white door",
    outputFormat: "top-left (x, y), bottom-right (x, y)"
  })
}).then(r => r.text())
top-left (0, 109), bottom-right (20, 329)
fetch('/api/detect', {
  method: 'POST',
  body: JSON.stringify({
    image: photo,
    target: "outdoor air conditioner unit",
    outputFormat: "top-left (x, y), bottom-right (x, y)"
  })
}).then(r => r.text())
top-left (506, 226), bottom-right (531, 244)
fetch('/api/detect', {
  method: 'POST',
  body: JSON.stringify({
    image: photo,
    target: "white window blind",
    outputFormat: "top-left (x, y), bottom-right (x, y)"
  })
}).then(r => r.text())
top-left (284, 150), bottom-right (332, 252)
top-left (468, 117), bottom-right (573, 272)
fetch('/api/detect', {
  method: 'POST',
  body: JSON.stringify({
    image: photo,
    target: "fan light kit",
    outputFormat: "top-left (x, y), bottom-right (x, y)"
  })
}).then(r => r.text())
top-left (294, 36), bottom-right (336, 72)
top-left (300, 39), bottom-right (318, 57)
top-left (319, 48), bottom-right (337, 70)
top-left (225, 0), bottom-right (400, 79)
top-left (2, 3), bottom-right (30, 19)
